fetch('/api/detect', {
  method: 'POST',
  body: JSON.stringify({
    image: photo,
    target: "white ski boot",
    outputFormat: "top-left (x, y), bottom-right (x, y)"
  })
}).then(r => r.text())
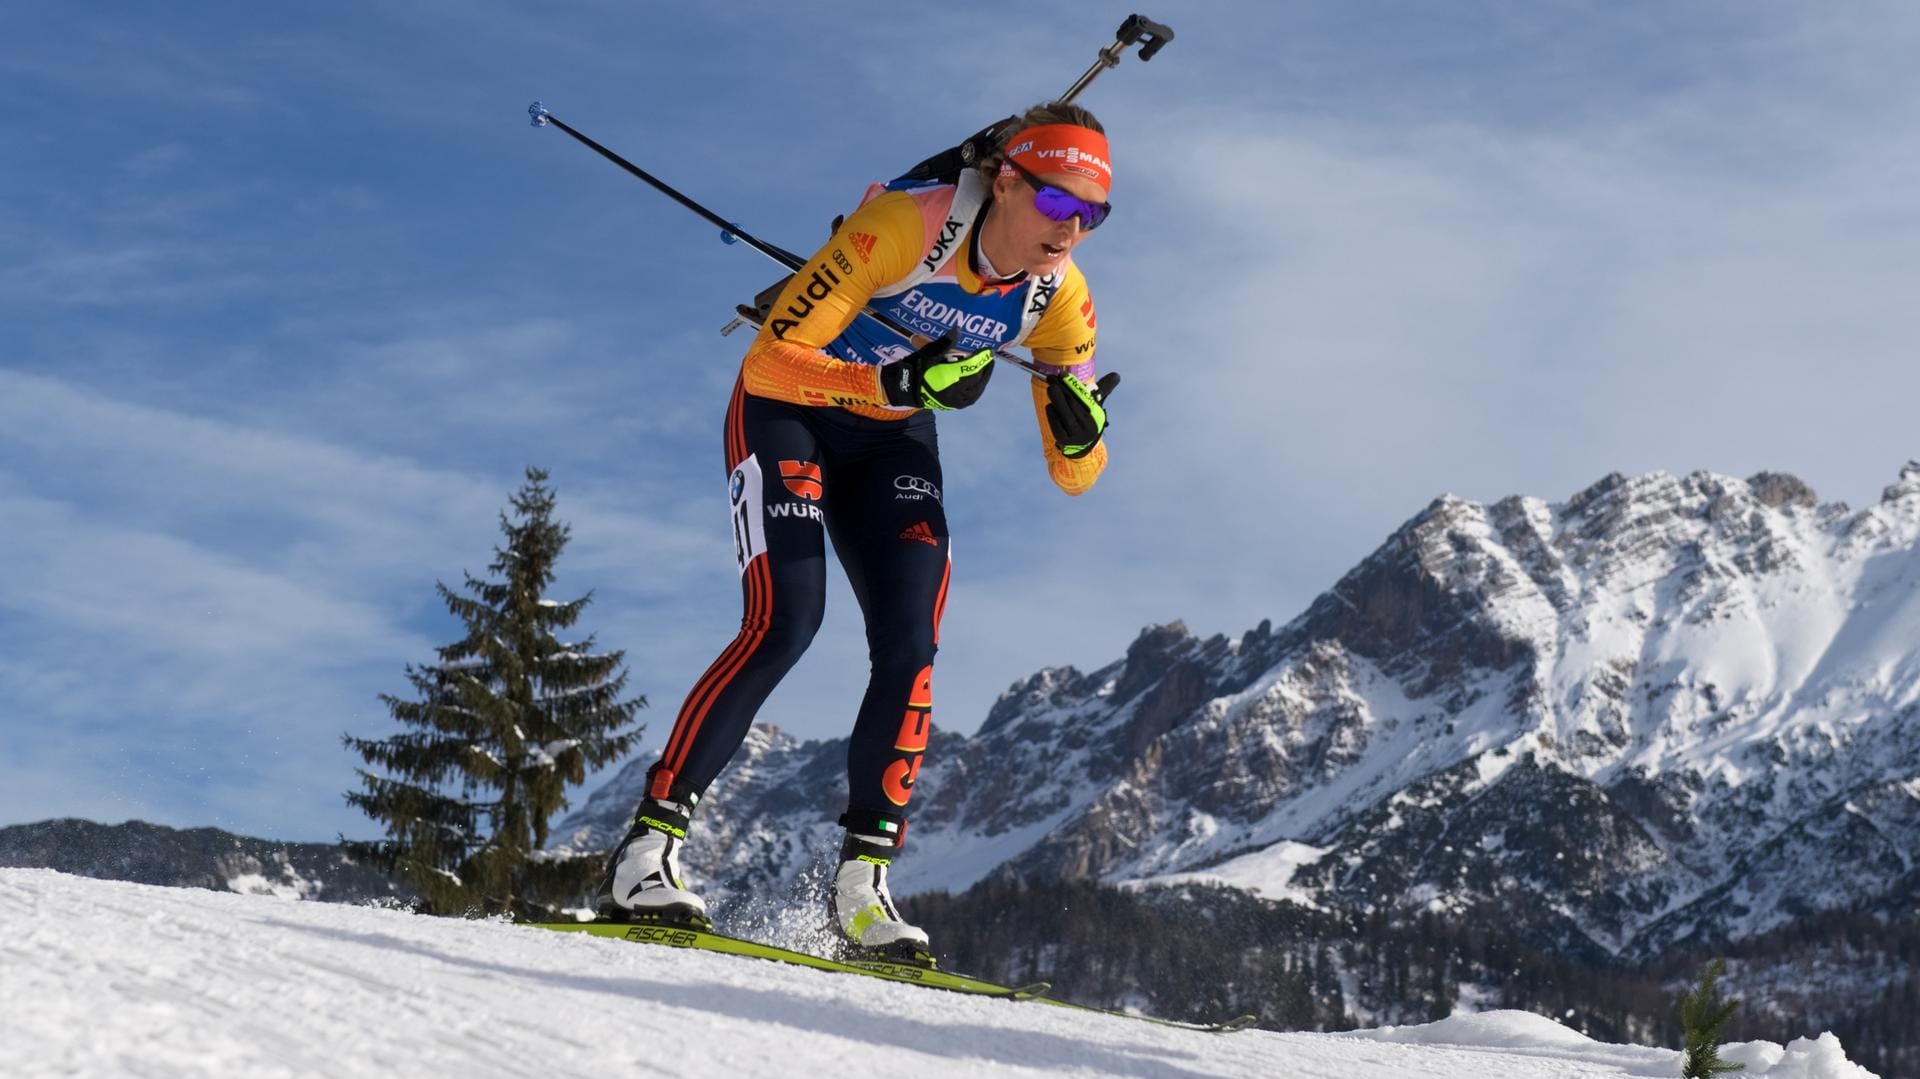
top-left (597, 799), bottom-right (709, 928)
top-left (831, 826), bottom-right (932, 964)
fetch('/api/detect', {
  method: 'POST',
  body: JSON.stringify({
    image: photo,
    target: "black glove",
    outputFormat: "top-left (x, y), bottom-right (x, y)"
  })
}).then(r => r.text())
top-left (1044, 371), bottom-right (1121, 458)
top-left (881, 331), bottom-right (996, 411)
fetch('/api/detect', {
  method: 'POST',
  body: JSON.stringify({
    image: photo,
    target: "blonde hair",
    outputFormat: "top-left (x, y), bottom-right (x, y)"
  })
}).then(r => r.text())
top-left (975, 102), bottom-right (1106, 181)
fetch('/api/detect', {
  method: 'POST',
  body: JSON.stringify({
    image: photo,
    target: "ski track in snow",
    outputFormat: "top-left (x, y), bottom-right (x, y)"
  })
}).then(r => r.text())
top-left (0, 871), bottom-right (1879, 1079)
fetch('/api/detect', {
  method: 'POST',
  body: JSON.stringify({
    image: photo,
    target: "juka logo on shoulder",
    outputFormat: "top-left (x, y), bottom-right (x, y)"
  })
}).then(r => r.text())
top-left (922, 216), bottom-right (963, 273)
top-left (1027, 272), bottom-right (1060, 318)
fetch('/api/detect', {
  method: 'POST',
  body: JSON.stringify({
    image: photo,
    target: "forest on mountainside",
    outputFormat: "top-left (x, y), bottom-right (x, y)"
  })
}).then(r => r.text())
top-left (902, 879), bottom-right (1920, 1078)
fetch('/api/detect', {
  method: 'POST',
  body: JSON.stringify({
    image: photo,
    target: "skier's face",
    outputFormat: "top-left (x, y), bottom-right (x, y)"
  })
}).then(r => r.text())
top-left (990, 168), bottom-right (1105, 277)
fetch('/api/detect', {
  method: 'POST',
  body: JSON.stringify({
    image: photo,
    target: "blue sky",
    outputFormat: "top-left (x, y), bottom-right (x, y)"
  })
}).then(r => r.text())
top-left (4, 3), bottom-right (1918, 842)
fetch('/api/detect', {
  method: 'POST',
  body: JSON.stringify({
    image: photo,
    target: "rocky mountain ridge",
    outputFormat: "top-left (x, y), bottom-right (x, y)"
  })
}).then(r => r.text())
top-left (0, 818), bottom-right (407, 904)
top-left (555, 462), bottom-right (1920, 959)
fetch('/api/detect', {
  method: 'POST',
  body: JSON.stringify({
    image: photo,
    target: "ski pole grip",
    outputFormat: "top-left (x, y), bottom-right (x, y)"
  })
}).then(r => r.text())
top-left (528, 101), bottom-right (552, 128)
top-left (1117, 15), bottom-right (1175, 61)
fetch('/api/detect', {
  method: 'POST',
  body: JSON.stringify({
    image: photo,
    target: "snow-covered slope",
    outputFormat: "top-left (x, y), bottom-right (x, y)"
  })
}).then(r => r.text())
top-left (555, 464), bottom-right (1920, 959)
top-left (0, 869), bottom-right (1877, 1079)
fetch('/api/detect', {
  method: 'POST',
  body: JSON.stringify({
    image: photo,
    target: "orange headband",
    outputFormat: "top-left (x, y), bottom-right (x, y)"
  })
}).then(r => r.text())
top-left (1001, 124), bottom-right (1112, 195)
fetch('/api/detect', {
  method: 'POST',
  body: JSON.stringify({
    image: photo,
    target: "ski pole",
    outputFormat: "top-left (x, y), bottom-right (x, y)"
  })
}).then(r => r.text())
top-left (528, 102), bottom-right (1055, 380)
top-left (527, 13), bottom-right (1172, 395)
top-left (527, 104), bottom-right (807, 274)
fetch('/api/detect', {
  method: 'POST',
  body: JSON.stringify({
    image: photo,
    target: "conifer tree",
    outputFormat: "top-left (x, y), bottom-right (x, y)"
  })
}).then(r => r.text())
top-left (343, 467), bottom-right (644, 918)
top-left (1680, 958), bottom-right (1747, 1077)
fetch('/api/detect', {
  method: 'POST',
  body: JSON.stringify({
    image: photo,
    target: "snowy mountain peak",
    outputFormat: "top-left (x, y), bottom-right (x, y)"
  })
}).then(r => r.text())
top-left (1882, 459), bottom-right (1920, 504)
top-left (556, 463), bottom-right (1920, 961)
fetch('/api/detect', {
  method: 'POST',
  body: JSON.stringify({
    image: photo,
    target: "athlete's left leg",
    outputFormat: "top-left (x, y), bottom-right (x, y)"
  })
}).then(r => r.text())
top-left (823, 423), bottom-right (948, 954)
top-left (825, 425), bottom-right (951, 831)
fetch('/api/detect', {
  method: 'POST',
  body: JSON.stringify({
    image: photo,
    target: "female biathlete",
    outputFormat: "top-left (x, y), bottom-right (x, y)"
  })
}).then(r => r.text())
top-left (597, 103), bottom-right (1117, 960)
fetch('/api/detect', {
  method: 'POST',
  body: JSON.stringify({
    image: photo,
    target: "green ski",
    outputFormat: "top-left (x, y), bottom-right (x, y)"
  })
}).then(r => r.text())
top-left (526, 920), bottom-right (1257, 1032)
top-left (524, 920), bottom-right (1048, 999)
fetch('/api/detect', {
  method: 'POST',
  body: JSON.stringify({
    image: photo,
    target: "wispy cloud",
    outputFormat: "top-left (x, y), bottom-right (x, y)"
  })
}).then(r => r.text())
top-left (912, 4), bottom-right (1920, 703)
top-left (6, 1), bottom-right (1919, 841)
top-left (1, 241), bottom-right (273, 309)
top-left (0, 488), bottom-right (422, 669)
top-left (0, 370), bottom-right (729, 837)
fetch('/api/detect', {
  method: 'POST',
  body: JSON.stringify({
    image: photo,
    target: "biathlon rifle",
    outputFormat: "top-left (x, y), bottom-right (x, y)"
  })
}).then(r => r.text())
top-left (530, 14), bottom-right (1173, 388)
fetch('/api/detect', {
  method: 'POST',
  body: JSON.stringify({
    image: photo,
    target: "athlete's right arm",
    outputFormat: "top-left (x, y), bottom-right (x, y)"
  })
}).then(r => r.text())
top-left (738, 191), bottom-right (925, 409)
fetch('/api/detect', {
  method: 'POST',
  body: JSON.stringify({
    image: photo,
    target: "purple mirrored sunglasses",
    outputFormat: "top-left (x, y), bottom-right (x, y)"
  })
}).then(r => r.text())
top-left (1006, 158), bottom-right (1112, 231)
